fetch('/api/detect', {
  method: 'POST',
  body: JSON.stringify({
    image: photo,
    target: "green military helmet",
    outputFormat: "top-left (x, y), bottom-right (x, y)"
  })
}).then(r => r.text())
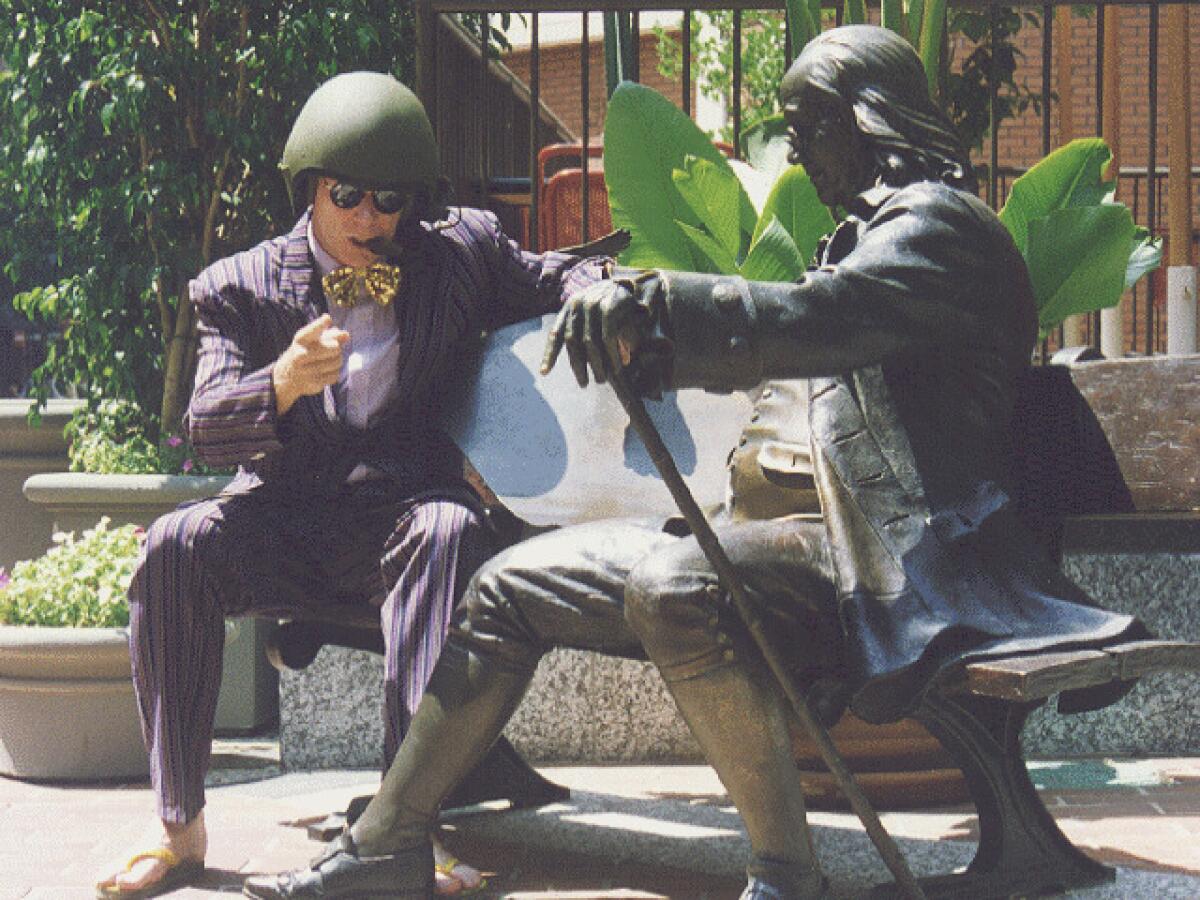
top-left (280, 71), bottom-right (439, 210)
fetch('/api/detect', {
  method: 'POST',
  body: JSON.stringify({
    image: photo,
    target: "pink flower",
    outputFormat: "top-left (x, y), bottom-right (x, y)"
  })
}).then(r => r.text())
top-left (181, 458), bottom-right (194, 473)
top-left (165, 435), bottom-right (184, 448)
top-left (0, 568), bottom-right (9, 589)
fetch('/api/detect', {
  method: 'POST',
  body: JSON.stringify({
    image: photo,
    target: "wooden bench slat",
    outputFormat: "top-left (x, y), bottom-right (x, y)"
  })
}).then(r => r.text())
top-left (965, 650), bottom-right (1114, 701)
top-left (1105, 640), bottom-right (1200, 681)
top-left (962, 640), bottom-right (1200, 702)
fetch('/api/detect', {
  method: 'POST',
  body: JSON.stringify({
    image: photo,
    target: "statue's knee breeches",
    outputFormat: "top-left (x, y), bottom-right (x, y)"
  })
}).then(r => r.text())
top-left (452, 553), bottom-right (547, 673)
top-left (625, 548), bottom-right (736, 682)
top-left (451, 519), bottom-right (660, 672)
top-left (625, 517), bottom-right (843, 686)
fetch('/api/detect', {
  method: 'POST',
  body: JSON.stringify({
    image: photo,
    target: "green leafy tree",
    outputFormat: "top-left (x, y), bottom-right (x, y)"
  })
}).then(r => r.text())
top-left (0, 1), bottom-right (420, 456)
top-left (654, 3), bottom-right (1042, 156)
top-left (654, 10), bottom-right (798, 142)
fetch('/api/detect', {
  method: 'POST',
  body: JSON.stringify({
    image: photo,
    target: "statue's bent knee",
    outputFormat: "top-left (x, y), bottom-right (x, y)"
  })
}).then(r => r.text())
top-left (625, 554), bottom-right (734, 682)
top-left (451, 557), bottom-right (545, 673)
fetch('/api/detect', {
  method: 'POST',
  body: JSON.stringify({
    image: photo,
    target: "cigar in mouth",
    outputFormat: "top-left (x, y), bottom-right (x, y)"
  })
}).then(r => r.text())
top-left (365, 236), bottom-right (406, 258)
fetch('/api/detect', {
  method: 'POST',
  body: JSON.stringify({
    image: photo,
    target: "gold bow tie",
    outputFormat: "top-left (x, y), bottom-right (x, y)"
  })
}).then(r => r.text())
top-left (322, 262), bottom-right (402, 308)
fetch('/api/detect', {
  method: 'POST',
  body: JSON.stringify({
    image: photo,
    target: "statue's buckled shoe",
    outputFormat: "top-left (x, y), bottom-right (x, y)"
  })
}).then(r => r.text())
top-left (241, 831), bottom-right (433, 899)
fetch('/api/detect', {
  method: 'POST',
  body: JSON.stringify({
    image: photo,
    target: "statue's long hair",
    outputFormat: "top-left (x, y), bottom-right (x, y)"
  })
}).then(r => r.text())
top-left (783, 26), bottom-right (978, 194)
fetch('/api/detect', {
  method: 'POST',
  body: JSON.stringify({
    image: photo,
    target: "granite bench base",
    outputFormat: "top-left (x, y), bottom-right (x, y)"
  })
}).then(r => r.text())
top-left (279, 520), bottom-right (1200, 770)
top-left (280, 648), bottom-right (701, 770)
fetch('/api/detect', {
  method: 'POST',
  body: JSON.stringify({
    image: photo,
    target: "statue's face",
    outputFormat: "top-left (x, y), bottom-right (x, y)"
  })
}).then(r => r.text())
top-left (782, 82), bottom-right (872, 209)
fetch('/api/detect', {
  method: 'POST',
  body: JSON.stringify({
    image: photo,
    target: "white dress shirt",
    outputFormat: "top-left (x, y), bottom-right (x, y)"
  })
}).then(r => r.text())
top-left (309, 224), bottom-right (402, 480)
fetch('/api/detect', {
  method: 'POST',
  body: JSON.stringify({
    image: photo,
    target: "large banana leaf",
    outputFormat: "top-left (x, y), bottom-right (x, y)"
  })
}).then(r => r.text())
top-left (917, 0), bottom-right (946, 96)
top-left (605, 82), bottom-right (736, 269)
top-left (752, 165), bottom-right (834, 266)
top-left (741, 114), bottom-right (793, 187)
top-left (999, 137), bottom-right (1162, 331)
top-left (881, 0), bottom-right (906, 38)
top-left (1025, 205), bottom-right (1134, 336)
top-left (783, 0), bottom-right (819, 50)
top-left (741, 217), bottom-right (807, 282)
top-left (676, 220), bottom-right (738, 273)
top-left (671, 155), bottom-right (757, 262)
top-left (999, 138), bottom-right (1115, 255)
top-left (1126, 227), bottom-right (1164, 292)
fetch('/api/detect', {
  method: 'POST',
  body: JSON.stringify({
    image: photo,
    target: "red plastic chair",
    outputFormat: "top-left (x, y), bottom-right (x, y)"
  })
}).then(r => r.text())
top-left (540, 167), bottom-right (613, 251)
top-left (534, 140), bottom-right (734, 252)
top-left (536, 143), bottom-right (608, 251)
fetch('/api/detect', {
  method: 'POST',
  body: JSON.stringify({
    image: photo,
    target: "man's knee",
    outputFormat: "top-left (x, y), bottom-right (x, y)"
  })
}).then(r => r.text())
top-left (399, 498), bottom-right (485, 538)
top-left (382, 497), bottom-right (489, 585)
top-left (137, 507), bottom-right (216, 577)
top-left (129, 505), bottom-right (224, 609)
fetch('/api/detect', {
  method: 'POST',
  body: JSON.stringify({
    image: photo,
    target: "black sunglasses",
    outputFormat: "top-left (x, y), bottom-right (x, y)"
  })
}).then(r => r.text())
top-left (328, 181), bottom-right (411, 216)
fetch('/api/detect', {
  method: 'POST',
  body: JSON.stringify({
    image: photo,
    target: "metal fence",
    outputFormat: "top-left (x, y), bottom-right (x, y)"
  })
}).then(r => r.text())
top-left (416, 0), bottom-right (1198, 357)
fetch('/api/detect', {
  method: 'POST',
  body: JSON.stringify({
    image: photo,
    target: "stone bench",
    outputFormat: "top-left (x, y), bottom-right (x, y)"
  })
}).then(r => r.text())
top-left (276, 353), bottom-right (1200, 769)
top-left (275, 510), bottom-right (1200, 770)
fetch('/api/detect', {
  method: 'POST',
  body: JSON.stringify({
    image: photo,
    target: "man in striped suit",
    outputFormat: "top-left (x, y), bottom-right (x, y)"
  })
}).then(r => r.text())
top-left (96, 72), bottom-right (603, 899)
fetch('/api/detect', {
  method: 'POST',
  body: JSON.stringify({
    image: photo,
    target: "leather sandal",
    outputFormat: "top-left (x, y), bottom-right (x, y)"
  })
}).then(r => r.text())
top-left (95, 848), bottom-right (204, 899)
top-left (241, 831), bottom-right (433, 899)
top-left (434, 854), bottom-right (488, 896)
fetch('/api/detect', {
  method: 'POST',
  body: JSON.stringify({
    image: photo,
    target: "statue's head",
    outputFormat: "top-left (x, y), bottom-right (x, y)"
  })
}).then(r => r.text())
top-left (780, 25), bottom-right (976, 207)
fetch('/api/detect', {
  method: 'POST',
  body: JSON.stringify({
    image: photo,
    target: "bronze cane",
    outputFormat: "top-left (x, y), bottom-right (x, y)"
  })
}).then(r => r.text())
top-left (605, 364), bottom-right (927, 900)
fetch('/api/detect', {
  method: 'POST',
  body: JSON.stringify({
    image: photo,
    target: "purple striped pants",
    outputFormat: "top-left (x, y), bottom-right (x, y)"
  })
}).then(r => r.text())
top-left (127, 482), bottom-right (490, 824)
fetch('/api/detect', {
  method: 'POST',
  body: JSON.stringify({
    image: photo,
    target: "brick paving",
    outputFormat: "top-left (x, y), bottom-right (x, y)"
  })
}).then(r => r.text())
top-left (1, 740), bottom-right (1198, 898)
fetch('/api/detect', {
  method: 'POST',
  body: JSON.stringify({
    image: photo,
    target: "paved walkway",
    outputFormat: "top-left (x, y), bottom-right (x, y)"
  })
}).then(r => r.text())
top-left (2, 738), bottom-right (1199, 898)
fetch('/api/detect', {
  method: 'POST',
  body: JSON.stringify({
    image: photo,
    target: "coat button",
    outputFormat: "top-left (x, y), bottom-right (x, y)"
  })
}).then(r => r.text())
top-left (713, 283), bottom-right (741, 311)
top-left (728, 336), bottom-right (748, 353)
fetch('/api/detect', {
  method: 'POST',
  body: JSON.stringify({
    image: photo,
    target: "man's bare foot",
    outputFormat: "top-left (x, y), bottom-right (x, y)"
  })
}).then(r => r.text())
top-left (433, 835), bottom-right (484, 895)
top-left (94, 811), bottom-right (207, 897)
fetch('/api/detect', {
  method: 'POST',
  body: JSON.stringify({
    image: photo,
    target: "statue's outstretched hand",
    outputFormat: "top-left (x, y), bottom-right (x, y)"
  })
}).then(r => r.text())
top-left (541, 272), bottom-right (671, 396)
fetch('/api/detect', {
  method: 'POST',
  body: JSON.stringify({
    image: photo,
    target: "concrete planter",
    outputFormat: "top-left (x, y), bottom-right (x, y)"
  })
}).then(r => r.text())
top-left (20, 471), bottom-right (279, 734)
top-left (22, 471), bottom-right (233, 534)
top-left (0, 624), bottom-right (148, 780)
top-left (0, 399), bottom-right (83, 569)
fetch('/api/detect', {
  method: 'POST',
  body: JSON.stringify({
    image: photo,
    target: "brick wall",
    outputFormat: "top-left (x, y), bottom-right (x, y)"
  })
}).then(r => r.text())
top-left (504, 30), bottom-right (689, 140)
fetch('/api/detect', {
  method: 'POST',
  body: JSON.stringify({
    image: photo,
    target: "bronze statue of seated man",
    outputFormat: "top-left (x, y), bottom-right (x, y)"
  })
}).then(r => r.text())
top-left (244, 25), bottom-right (1147, 900)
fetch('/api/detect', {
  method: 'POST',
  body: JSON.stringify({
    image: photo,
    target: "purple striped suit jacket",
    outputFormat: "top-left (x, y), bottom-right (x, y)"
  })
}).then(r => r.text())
top-left (186, 208), bottom-right (603, 498)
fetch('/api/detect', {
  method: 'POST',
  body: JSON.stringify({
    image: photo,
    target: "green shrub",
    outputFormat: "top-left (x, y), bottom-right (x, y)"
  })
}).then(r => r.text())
top-left (63, 398), bottom-right (224, 476)
top-left (0, 518), bottom-right (142, 627)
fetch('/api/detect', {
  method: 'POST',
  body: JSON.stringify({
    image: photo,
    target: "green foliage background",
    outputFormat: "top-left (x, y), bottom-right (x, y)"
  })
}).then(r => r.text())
top-left (654, 5), bottom-right (1043, 156)
top-left (0, 1), bottom-right (422, 453)
top-left (0, 518), bottom-right (141, 627)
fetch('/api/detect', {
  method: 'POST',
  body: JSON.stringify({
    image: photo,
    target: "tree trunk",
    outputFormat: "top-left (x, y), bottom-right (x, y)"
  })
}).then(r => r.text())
top-left (159, 284), bottom-right (198, 438)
